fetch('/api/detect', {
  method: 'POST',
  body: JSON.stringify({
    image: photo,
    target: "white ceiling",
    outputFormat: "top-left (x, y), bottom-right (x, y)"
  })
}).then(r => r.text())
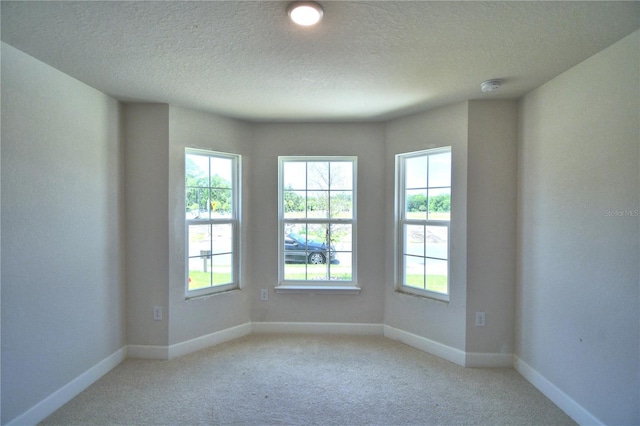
top-left (2, 1), bottom-right (639, 122)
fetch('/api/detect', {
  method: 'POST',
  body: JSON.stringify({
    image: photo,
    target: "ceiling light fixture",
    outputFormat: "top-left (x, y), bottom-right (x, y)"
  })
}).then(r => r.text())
top-left (481, 79), bottom-right (503, 92)
top-left (288, 1), bottom-right (323, 26)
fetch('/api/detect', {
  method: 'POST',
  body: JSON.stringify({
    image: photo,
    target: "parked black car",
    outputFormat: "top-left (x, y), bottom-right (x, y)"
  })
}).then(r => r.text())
top-left (284, 233), bottom-right (336, 264)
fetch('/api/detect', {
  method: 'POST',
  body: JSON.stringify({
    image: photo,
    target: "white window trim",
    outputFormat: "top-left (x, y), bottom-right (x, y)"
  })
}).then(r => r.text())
top-left (185, 148), bottom-right (241, 299)
top-left (395, 147), bottom-right (451, 302)
top-left (276, 156), bottom-right (359, 293)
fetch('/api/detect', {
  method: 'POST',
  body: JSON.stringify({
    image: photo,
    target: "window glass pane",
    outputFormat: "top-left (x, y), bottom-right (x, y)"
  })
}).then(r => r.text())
top-left (188, 224), bottom-right (211, 257)
top-left (428, 152), bottom-right (451, 188)
top-left (425, 226), bottom-right (448, 260)
top-left (307, 162), bottom-right (329, 190)
top-left (307, 263), bottom-right (328, 280)
top-left (284, 262), bottom-right (306, 280)
top-left (186, 187), bottom-right (210, 220)
top-left (329, 223), bottom-right (352, 281)
top-left (210, 157), bottom-right (232, 189)
top-left (330, 224), bottom-right (352, 252)
top-left (403, 255), bottom-right (425, 289)
top-left (186, 150), bottom-right (239, 296)
top-left (330, 191), bottom-right (352, 218)
top-left (307, 223), bottom-right (330, 252)
top-left (283, 162), bottom-right (306, 190)
top-left (330, 162), bottom-right (352, 190)
top-left (210, 189), bottom-right (232, 218)
top-left (212, 224), bottom-right (232, 254)
top-left (280, 157), bottom-right (355, 285)
top-left (284, 225), bottom-right (308, 264)
top-left (186, 154), bottom-right (209, 186)
top-left (405, 156), bottom-right (428, 189)
top-left (284, 190), bottom-right (306, 218)
top-left (283, 224), bottom-right (339, 269)
top-left (425, 258), bottom-right (448, 294)
top-left (405, 189), bottom-right (427, 220)
top-left (307, 191), bottom-right (329, 218)
top-left (211, 254), bottom-right (233, 285)
top-left (397, 148), bottom-right (450, 298)
top-left (285, 224), bottom-right (307, 240)
top-left (404, 224), bottom-right (424, 256)
top-left (427, 188), bottom-right (451, 221)
top-left (188, 257), bottom-right (211, 291)
top-left (330, 253), bottom-right (352, 281)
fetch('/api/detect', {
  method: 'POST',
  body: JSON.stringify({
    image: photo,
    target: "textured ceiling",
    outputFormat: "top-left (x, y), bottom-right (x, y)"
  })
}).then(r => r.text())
top-left (2, 1), bottom-right (639, 122)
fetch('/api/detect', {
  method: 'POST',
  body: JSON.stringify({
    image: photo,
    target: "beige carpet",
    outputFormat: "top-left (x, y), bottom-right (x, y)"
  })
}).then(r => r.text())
top-left (42, 334), bottom-right (575, 425)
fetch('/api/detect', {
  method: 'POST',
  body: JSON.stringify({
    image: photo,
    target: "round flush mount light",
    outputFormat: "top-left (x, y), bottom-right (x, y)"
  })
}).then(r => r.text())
top-left (288, 1), bottom-right (323, 26)
top-left (481, 79), bottom-right (503, 92)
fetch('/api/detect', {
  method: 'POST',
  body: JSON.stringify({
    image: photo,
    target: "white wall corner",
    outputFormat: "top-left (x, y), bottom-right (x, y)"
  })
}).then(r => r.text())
top-left (6, 347), bottom-right (127, 426)
top-left (383, 325), bottom-right (467, 367)
top-left (465, 352), bottom-right (514, 368)
top-left (514, 356), bottom-right (604, 426)
top-left (168, 322), bottom-right (252, 359)
top-left (127, 344), bottom-right (170, 360)
top-left (251, 322), bottom-right (384, 336)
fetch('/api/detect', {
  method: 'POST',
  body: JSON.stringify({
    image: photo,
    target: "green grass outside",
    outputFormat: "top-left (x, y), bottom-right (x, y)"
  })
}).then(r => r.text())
top-left (405, 274), bottom-right (448, 294)
top-left (188, 270), bottom-right (232, 290)
top-left (284, 272), bottom-right (352, 281)
top-left (284, 263), bottom-right (352, 281)
top-left (188, 267), bottom-right (446, 293)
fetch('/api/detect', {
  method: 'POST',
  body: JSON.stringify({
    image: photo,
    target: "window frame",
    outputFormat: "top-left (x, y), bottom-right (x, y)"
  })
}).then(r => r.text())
top-left (276, 156), bottom-right (359, 293)
top-left (396, 147), bottom-right (451, 302)
top-left (185, 148), bottom-right (241, 298)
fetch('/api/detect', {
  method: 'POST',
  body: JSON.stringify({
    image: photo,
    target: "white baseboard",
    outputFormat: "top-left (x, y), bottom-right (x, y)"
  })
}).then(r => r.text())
top-left (384, 325), bottom-right (467, 367)
top-left (168, 322), bottom-right (252, 359)
top-left (127, 344), bottom-right (169, 360)
top-left (514, 356), bottom-right (603, 425)
top-left (465, 352), bottom-right (514, 368)
top-left (251, 321), bottom-right (384, 335)
top-left (7, 323), bottom-right (532, 426)
top-left (6, 346), bottom-right (126, 426)
top-left (127, 322), bottom-right (253, 360)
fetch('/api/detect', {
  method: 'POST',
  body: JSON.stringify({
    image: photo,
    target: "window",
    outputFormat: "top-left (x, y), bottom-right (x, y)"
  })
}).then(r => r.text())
top-left (185, 149), bottom-right (240, 297)
top-left (278, 157), bottom-right (357, 291)
top-left (396, 148), bottom-right (451, 301)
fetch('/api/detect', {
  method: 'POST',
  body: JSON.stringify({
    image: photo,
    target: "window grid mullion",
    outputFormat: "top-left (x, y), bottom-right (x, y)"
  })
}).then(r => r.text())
top-left (279, 157), bottom-right (356, 285)
top-left (185, 149), bottom-right (239, 298)
top-left (396, 148), bottom-right (451, 300)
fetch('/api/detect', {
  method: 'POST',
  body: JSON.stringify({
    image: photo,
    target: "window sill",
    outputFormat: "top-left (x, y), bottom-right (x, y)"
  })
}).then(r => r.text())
top-left (396, 288), bottom-right (449, 303)
top-left (185, 286), bottom-right (240, 301)
top-left (275, 285), bottom-right (361, 295)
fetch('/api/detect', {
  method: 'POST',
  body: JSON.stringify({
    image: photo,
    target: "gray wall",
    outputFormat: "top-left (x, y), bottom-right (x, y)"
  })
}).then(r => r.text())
top-left (383, 100), bottom-right (518, 356)
top-left (1, 43), bottom-right (126, 423)
top-left (248, 123), bottom-right (386, 324)
top-left (124, 104), bottom-right (171, 346)
top-left (125, 104), bottom-right (254, 347)
top-left (168, 106), bottom-right (252, 345)
top-left (383, 102), bottom-right (469, 350)
top-left (2, 28), bottom-right (638, 425)
top-left (517, 30), bottom-right (639, 425)
top-left (465, 100), bottom-right (517, 355)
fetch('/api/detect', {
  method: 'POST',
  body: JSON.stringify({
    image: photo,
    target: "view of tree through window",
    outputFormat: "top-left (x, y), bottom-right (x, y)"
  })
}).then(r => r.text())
top-left (279, 158), bottom-right (356, 284)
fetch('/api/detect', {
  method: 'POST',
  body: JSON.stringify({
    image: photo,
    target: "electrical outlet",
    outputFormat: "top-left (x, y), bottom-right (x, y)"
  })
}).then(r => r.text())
top-left (153, 306), bottom-right (163, 321)
top-left (475, 312), bottom-right (486, 327)
top-left (260, 289), bottom-right (268, 301)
